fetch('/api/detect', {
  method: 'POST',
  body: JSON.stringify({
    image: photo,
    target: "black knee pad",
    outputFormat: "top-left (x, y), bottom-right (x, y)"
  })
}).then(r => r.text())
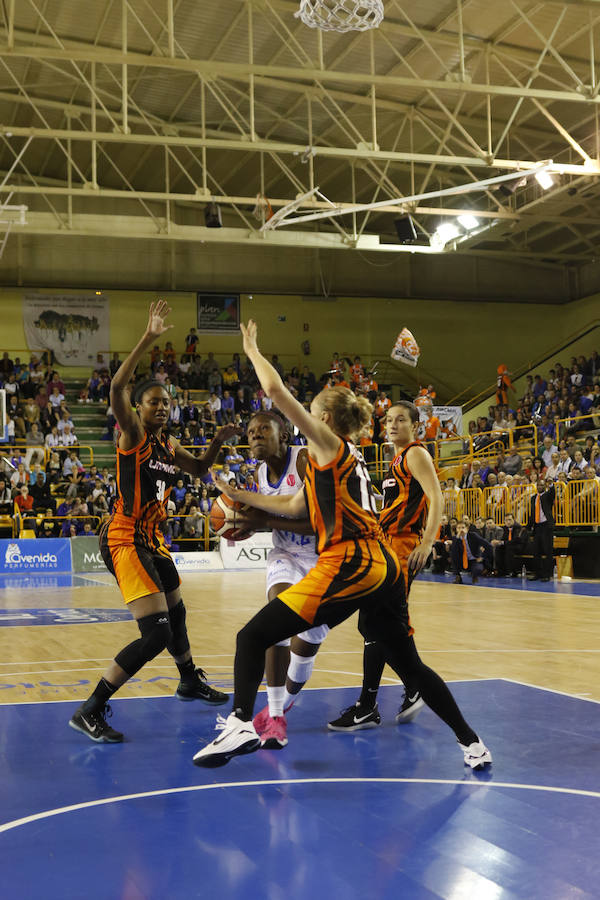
top-left (115, 612), bottom-right (173, 677)
top-left (167, 600), bottom-right (190, 657)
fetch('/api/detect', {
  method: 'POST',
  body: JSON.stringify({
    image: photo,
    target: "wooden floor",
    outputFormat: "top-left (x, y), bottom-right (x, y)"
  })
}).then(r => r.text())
top-left (1, 572), bottom-right (599, 705)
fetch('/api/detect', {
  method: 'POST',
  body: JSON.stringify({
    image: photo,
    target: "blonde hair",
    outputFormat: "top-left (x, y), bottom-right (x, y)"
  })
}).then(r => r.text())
top-left (317, 386), bottom-right (373, 440)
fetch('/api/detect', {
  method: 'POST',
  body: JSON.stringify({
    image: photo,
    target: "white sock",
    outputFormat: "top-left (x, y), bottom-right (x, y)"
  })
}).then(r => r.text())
top-left (282, 689), bottom-right (296, 712)
top-left (266, 685), bottom-right (285, 718)
top-left (283, 653), bottom-right (317, 711)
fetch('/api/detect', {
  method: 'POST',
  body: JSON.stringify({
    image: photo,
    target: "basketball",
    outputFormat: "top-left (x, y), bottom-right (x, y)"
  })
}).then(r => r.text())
top-left (209, 494), bottom-right (254, 540)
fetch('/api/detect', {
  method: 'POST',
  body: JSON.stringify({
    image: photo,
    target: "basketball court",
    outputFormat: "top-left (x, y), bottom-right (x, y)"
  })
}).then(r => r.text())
top-left (2, 570), bottom-right (600, 898)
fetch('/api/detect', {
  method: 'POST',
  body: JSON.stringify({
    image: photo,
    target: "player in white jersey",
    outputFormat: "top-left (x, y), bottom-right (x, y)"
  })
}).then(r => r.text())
top-left (238, 412), bottom-right (327, 749)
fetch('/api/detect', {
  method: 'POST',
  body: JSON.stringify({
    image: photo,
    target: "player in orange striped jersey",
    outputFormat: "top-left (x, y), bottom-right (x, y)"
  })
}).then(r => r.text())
top-left (69, 301), bottom-right (229, 744)
top-left (193, 321), bottom-right (491, 770)
top-left (329, 400), bottom-right (442, 731)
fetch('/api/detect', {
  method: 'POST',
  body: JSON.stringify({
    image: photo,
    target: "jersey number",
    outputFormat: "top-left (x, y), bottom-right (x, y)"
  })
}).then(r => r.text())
top-left (156, 479), bottom-right (166, 502)
top-left (357, 461), bottom-right (377, 514)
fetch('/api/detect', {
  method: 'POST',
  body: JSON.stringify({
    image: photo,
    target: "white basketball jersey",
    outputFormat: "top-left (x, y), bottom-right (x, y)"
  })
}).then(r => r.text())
top-left (256, 445), bottom-right (317, 558)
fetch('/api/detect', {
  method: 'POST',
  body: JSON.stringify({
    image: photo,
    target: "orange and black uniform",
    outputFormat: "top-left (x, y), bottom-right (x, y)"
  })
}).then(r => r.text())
top-left (380, 441), bottom-right (428, 593)
top-left (99, 430), bottom-right (180, 603)
top-left (278, 439), bottom-right (409, 633)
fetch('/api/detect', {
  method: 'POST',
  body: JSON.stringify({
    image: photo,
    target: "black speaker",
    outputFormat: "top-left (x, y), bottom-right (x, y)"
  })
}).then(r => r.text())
top-left (393, 215), bottom-right (417, 243)
top-left (205, 203), bottom-right (222, 228)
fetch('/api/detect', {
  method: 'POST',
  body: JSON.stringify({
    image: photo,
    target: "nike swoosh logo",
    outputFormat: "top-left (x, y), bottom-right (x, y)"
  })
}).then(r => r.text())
top-left (82, 716), bottom-right (98, 733)
top-left (407, 694), bottom-right (419, 703)
top-left (353, 712), bottom-right (375, 724)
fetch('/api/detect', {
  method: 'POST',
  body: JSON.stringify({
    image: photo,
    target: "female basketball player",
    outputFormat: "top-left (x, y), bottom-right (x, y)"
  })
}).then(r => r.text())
top-left (236, 411), bottom-right (326, 750)
top-left (69, 300), bottom-right (229, 743)
top-left (328, 400), bottom-right (440, 730)
top-left (193, 320), bottom-right (491, 770)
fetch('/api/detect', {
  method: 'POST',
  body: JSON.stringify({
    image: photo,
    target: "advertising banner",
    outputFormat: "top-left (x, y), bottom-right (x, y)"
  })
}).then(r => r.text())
top-left (23, 293), bottom-right (110, 366)
top-left (219, 533), bottom-right (274, 569)
top-left (0, 538), bottom-right (72, 573)
top-left (71, 536), bottom-right (107, 573)
top-left (172, 551), bottom-right (224, 572)
top-left (418, 405), bottom-right (463, 439)
top-left (197, 293), bottom-right (240, 333)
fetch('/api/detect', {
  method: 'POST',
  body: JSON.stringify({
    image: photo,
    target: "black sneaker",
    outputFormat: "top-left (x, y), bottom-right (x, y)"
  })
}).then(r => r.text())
top-left (69, 703), bottom-right (124, 743)
top-left (395, 690), bottom-right (424, 724)
top-left (175, 667), bottom-right (229, 705)
top-left (327, 702), bottom-right (381, 732)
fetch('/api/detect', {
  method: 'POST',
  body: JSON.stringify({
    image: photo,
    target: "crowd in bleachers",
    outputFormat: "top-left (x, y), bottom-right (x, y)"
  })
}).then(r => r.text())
top-left (2, 339), bottom-right (599, 545)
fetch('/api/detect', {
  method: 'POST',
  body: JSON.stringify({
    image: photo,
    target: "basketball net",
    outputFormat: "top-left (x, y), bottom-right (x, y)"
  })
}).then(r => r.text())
top-left (295, 0), bottom-right (384, 33)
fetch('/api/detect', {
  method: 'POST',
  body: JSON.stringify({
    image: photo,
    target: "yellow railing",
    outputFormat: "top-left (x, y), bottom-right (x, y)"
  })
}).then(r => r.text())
top-left (554, 412), bottom-right (599, 442)
top-left (442, 482), bottom-right (599, 527)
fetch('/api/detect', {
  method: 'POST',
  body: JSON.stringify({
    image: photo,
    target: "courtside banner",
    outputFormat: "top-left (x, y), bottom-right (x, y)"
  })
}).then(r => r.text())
top-left (219, 533), bottom-right (274, 569)
top-left (0, 538), bottom-right (72, 573)
top-left (172, 551), bottom-right (224, 572)
top-left (71, 536), bottom-right (107, 572)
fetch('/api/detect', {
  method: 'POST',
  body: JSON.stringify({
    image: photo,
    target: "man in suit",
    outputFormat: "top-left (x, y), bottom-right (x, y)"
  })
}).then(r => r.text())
top-left (493, 513), bottom-right (525, 577)
top-left (527, 479), bottom-right (555, 581)
top-left (483, 516), bottom-right (504, 574)
top-left (451, 521), bottom-right (492, 585)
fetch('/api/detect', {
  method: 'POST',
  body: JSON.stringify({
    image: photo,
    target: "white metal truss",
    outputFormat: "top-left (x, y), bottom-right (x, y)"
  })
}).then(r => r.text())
top-left (0, 0), bottom-right (598, 261)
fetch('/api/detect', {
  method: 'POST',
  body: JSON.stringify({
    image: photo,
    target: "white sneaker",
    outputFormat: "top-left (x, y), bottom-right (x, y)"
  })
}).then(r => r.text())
top-left (192, 713), bottom-right (261, 768)
top-left (459, 738), bottom-right (492, 769)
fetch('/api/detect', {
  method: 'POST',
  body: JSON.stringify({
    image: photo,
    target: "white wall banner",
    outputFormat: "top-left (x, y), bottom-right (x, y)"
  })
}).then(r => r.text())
top-left (23, 293), bottom-right (110, 367)
top-left (418, 405), bottom-right (463, 438)
top-left (172, 551), bottom-right (224, 572)
top-left (219, 532), bottom-right (274, 569)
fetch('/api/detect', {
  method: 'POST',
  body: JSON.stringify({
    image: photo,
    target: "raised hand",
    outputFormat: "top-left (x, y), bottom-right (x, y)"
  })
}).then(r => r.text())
top-left (214, 423), bottom-right (244, 444)
top-left (146, 300), bottom-right (174, 339)
top-left (240, 320), bottom-right (259, 356)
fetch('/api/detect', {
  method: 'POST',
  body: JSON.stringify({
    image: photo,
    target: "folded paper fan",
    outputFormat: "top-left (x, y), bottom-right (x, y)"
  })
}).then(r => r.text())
top-left (391, 328), bottom-right (420, 367)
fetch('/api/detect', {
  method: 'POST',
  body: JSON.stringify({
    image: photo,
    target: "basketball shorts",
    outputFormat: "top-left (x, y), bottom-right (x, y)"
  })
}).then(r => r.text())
top-left (100, 528), bottom-right (181, 604)
top-left (266, 547), bottom-right (328, 644)
top-left (278, 538), bottom-right (411, 639)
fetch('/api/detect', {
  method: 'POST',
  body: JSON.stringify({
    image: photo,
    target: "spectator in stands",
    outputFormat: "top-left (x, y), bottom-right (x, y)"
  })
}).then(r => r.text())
top-left (243, 472), bottom-right (258, 493)
top-left (49, 385), bottom-right (65, 409)
top-left (221, 390), bottom-right (234, 424)
top-left (10, 462), bottom-right (29, 491)
top-left (0, 478), bottom-right (12, 515)
top-left (37, 509), bottom-right (60, 538)
top-left (539, 435), bottom-right (558, 468)
top-left (483, 516), bottom-right (503, 574)
top-left (557, 449), bottom-right (573, 476)
top-left (63, 450), bottom-right (83, 478)
top-left (451, 521), bottom-right (491, 585)
top-left (60, 423), bottom-right (78, 450)
top-left (0, 351), bottom-right (13, 376)
top-left (15, 484), bottom-right (35, 525)
top-left (30, 471), bottom-right (54, 512)
top-left (458, 463), bottom-right (472, 489)
top-left (207, 366), bottom-right (222, 396)
top-left (571, 449), bottom-right (587, 474)
top-left (503, 448), bottom-right (522, 476)
top-left (198, 488), bottom-right (212, 514)
top-left (495, 513), bottom-right (526, 577)
top-left (56, 410), bottom-right (74, 436)
top-left (224, 446), bottom-right (244, 473)
top-left (185, 327), bottom-right (198, 357)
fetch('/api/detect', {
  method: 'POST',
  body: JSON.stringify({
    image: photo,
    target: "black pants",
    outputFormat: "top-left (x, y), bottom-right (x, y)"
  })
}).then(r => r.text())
top-left (532, 523), bottom-right (553, 578)
top-left (233, 595), bottom-right (477, 746)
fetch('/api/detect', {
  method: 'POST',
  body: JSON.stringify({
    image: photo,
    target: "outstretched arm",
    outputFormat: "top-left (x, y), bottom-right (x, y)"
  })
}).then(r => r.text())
top-left (172, 425), bottom-right (242, 477)
top-left (241, 320), bottom-right (340, 460)
top-left (110, 300), bottom-right (173, 451)
top-left (214, 471), bottom-right (308, 519)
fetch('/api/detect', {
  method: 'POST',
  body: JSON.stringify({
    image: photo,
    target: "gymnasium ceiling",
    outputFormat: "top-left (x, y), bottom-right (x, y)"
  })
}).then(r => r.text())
top-left (1, 0), bottom-right (600, 280)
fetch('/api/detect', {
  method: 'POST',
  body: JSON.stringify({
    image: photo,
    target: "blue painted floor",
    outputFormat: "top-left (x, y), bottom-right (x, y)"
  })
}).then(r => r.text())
top-left (418, 571), bottom-right (600, 596)
top-left (1, 681), bottom-right (599, 899)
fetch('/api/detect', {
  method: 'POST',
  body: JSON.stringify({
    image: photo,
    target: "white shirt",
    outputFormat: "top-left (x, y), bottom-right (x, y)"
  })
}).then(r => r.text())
top-left (257, 446), bottom-right (317, 559)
